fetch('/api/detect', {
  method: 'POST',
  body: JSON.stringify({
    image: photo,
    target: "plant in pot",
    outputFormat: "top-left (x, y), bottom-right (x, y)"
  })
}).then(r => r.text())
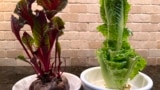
top-left (81, 0), bottom-right (153, 90)
top-left (11, 0), bottom-right (81, 90)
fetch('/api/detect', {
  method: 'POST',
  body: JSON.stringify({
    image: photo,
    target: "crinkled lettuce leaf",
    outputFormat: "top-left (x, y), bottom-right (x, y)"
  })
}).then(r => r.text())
top-left (97, 0), bottom-right (146, 89)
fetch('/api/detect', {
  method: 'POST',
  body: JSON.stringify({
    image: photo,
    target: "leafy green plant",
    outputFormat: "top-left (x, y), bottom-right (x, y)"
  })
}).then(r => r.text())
top-left (96, 0), bottom-right (146, 89)
top-left (11, 0), bottom-right (67, 84)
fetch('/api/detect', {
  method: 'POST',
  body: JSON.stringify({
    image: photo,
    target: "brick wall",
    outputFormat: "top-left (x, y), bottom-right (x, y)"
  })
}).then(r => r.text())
top-left (0, 0), bottom-right (159, 66)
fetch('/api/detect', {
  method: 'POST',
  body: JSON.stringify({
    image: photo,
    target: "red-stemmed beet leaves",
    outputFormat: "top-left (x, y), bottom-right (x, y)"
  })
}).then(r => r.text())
top-left (11, 0), bottom-right (67, 83)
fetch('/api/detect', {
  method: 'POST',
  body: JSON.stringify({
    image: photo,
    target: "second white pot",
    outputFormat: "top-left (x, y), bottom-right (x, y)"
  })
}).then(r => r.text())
top-left (80, 67), bottom-right (153, 90)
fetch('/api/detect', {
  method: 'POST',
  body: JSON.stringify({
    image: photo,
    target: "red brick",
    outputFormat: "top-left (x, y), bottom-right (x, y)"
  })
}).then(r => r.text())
top-left (131, 32), bottom-right (149, 41)
top-left (141, 23), bottom-right (158, 32)
top-left (130, 41), bottom-right (147, 49)
top-left (59, 40), bottom-right (70, 49)
top-left (156, 32), bottom-right (160, 40)
top-left (87, 4), bottom-right (99, 13)
top-left (130, 5), bottom-right (142, 14)
top-left (4, 12), bottom-right (12, 21)
top-left (14, 41), bottom-right (23, 49)
top-left (5, 41), bottom-right (15, 49)
top-left (71, 57), bottom-right (88, 66)
top-left (151, 14), bottom-right (160, 23)
top-left (77, 49), bottom-right (95, 57)
top-left (3, 0), bottom-right (18, 2)
top-left (0, 12), bottom-right (4, 21)
top-left (70, 40), bottom-right (89, 49)
top-left (129, 0), bottom-right (152, 5)
top-left (60, 31), bottom-right (79, 40)
top-left (2, 3), bottom-right (16, 12)
top-left (145, 41), bottom-right (157, 49)
top-left (78, 14), bottom-right (99, 23)
top-left (79, 32), bottom-right (103, 41)
top-left (4, 31), bottom-right (16, 40)
top-left (6, 50), bottom-right (23, 58)
top-left (156, 41), bottom-right (160, 49)
top-left (0, 22), bottom-right (11, 30)
top-left (128, 14), bottom-right (151, 23)
top-left (149, 49), bottom-right (160, 57)
top-left (0, 31), bottom-right (5, 40)
top-left (0, 41), bottom-right (7, 49)
top-left (61, 50), bottom-right (77, 58)
top-left (149, 32), bottom-right (157, 41)
top-left (64, 22), bottom-right (70, 31)
top-left (61, 13), bottom-right (78, 22)
top-left (0, 50), bottom-right (5, 58)
top-left (88, 41), bottom-right (102, 49)
top-left (141, 5), bottom-right (160, 14)
top-left (69, 0), bottom-right (98, 4)
top-left (70, 4), bottom-right (87, 13)
top-left (70, 23), bottom-right (88, 31)
top-left (0, 3), bottom-right (4, 12)
top-left (152, 0), bottom-right (160, 5)
top-left (88, 23), bottom-right (101, 31)
top-left (135, 49), bottom-right (148, 59)
top-left (127, 23), bottom-right (142, 32)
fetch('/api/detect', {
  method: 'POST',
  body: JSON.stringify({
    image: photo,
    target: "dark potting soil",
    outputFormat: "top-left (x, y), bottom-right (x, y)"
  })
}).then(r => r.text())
top-left (0, 66), bottom-right (158, 90)
top-left (29, 75), bottom-right (69, 90)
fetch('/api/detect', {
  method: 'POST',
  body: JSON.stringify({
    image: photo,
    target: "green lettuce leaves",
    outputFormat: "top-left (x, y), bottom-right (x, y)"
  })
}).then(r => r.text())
top-left (97, 0), bottom-right (146, 89)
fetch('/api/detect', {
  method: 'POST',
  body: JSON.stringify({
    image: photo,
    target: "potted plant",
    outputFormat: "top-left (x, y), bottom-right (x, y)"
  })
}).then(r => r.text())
top-left (11, 0), bottom-right (81, 90)
top-left (81, 0), bottom-right (153, 90)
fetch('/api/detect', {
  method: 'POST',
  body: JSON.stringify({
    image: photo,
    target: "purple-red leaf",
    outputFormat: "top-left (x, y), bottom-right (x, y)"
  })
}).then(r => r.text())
top-left (14, 0), bottom-right (34, 27)
top-left (35, 10), bottom-right (48, 25)
top-left (11, 15), bottom-right (24, 40)
top-left (22, 32), bottom-right (34, 53)
top-left (46, 10), bottom-right (57, 20)
top-left (32, 10), bottom-right (48, 47)
top-left (44, 0), bottom-right (68, 20)
top-left (11, 15), bottom-right (32, 59)
top-left (37, 0), bottom-right (67, 11)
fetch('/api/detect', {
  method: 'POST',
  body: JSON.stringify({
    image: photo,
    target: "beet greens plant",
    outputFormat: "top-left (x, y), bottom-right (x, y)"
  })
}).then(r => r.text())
top-left (97, 0), bottom-right (146, 89)
top-left (11, 0), bottom-right (67, 82)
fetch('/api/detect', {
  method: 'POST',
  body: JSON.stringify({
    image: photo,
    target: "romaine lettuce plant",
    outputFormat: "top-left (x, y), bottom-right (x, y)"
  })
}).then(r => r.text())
top-left (11, 0), bottom-right (68, 89)
top-left (97, 0), bottom-right (146, 89)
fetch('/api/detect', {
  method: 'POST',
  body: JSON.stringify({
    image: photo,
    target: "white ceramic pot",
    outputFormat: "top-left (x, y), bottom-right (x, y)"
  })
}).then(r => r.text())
top-left (12, 72), bottom-right (81, 90)
top-left (80, 67), bottom-right (153, 90)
